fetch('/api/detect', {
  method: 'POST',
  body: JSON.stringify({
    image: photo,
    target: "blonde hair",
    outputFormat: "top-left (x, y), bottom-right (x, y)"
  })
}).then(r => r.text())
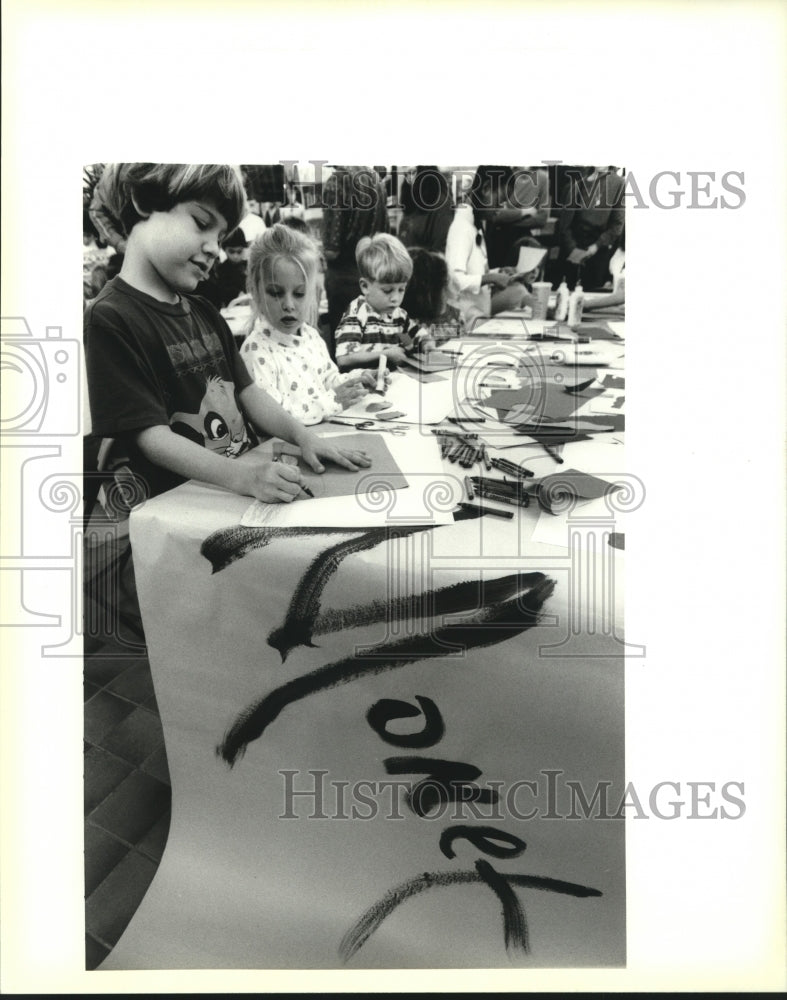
top-left (355, 233), bottom-right (413, 283)
top-left (247, 223), bottom-right (320, 328)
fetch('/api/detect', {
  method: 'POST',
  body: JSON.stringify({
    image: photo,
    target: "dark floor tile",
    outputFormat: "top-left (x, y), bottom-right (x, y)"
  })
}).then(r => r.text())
top-left (105, 658), bottom-right (155, 704)
top-left (141, 692), bottom-right (160, 715)
top-left (85, 849), bottom-right (158, 947)
top-left (136, 810), bottom-right (171, 863)
top-left (84, 690), bottom-right (136, 745)
top-left (84, 823), bottom-right (130, 896)
top-left (84, 632), bottom-right (108, 657)
top-left (84, 746), bottom-right (134, 815)
top-left (85, 932), bottom-right (110, 970)
top-left (101, 706), bottom-right (163, 767)
top-left (140, 744), bottom-right (170, 785)
top-left (84, 655), bottom-right (132, 689)
top-left (90, 770), bottom-right (171, 845)
top-left (84, 680), bottom-right (101, 702)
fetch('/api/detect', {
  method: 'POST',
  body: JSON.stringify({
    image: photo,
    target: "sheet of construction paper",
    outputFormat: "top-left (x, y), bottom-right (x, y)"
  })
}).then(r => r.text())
top-left (270, 433), bottom-right (408, 499)
top-left (240, 429), bottom-right (456, 529)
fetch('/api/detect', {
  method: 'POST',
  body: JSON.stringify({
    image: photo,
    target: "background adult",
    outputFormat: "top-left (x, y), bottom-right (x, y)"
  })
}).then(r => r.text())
top-left (321, 165), bottom-right (388, 344)
top-left (398, 166), bottom-right (453, 253)
top-left (555, 166), bottom-right (625, 290)
top-left (484, 165), bottom-right (550, 269)
top-left (444, 165), bottom-right (530, 327)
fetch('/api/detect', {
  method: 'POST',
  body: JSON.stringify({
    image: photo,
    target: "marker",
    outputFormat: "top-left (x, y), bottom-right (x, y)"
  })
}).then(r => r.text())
top-left (376, 354), bottom-right (388, 393)
top-left (456, 502), bottom-right (514, 520)
top-left (299, 483), bottom-right (315, 499)
top-left (541, 443), bottom-right (564, 463)
top-left (474, 488), bottom-right (530, 510)
top-left (490, 456), bottom-right (535, 479)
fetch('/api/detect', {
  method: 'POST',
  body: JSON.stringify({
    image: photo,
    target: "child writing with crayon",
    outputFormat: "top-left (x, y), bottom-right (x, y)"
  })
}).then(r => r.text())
top-left (85, 164), bottom-right (370, 505)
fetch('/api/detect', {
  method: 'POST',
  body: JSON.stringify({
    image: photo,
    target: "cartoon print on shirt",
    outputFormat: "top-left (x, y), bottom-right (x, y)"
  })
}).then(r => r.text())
top-left (171, 376), bottom-right (250, 457)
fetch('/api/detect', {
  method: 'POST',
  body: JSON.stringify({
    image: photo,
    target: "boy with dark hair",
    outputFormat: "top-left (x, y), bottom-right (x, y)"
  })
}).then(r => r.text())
top-left (85, 163), bottom-right (369, 503)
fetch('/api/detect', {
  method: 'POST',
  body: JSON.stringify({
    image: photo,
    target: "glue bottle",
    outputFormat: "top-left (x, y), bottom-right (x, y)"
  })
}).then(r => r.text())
top-left (555, 277), bottom-right (570, 322)
top-left (567, 277), bottom-right (585, 329)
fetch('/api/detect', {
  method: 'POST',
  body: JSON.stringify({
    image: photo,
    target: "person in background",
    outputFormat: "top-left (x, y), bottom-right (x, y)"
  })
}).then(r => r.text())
top-left (89, 163), bottom-right (129, 255)
top-left (321, 166), bottom-right (389, 343)
top-left (445, 165), bottom-right (531, 327)
top-left (214, 227), bottom-right (249, 307)
top-left (401, 248), bottom-right (466, 345)
top-left (85, 163), bottom-right (370, 505)
top-left (582, 233), bottom-right (625, 312)
top-left (484, 165), bottom-right (550, 269)
top-left (556, 166), bottom-right (625, 290)
top-left (334, 233), bottom-right (434, 370)
top-left (279, 183), bottom-right (305, 223)
top-left (240, 225), bottom-right (376, 424)
top-left (398, 166), bottom-right (453, 253)
top-left (83, 223), bottom-right (112, 301)
top-left (239, 197), bottom-right (267, 244)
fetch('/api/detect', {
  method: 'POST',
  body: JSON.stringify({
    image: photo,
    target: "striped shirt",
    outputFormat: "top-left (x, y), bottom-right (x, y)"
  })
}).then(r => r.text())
top-left (334, 295), bottom-right (425, 360)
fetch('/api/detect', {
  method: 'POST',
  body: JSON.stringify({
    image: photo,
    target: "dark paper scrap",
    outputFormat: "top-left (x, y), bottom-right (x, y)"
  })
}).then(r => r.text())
top-left (535, 468), bottom-right (622, 514)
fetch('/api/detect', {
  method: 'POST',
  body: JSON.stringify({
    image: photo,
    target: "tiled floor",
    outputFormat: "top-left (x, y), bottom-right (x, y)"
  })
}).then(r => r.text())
top-left (83, 513), bottom-right (170, 970)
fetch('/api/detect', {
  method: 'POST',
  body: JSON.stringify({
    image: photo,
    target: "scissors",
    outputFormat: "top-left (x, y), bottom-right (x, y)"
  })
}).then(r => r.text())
top-left (328, 418), bottom-right (408, 436)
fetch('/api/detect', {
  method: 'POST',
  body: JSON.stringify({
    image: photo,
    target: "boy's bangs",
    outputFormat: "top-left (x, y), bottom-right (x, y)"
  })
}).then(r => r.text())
top-left (173, 165), bottom-right (246, 233)
top-left (372, 262), bottom-right (413, 284)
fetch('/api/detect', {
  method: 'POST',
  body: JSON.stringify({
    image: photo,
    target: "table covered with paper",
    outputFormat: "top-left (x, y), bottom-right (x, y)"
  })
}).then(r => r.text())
top-left (105, 311), bottom-right (634, 970)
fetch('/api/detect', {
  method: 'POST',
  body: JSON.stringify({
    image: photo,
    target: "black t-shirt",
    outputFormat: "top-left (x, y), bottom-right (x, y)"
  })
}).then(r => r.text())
top-left (85, 276), bottom-right (257, 497)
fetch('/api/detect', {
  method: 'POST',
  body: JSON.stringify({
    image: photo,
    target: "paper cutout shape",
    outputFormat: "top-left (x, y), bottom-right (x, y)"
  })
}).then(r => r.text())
top-left (535, 468), bottom-right (622, 514)
top-left (484, 382), bottom-right (607, 425)
top-left (574, 323), bottom-right (622, 341)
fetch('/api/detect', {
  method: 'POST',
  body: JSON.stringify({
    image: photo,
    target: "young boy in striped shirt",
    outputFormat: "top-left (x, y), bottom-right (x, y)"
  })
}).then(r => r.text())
top-left (334, 233), bottom-right (435, 370)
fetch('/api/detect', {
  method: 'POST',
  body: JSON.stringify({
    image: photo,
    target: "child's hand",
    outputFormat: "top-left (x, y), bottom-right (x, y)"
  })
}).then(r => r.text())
top-left (237, 459), bottom-right (305, 503)
top-left (297, 430), bottom-right (372, 473)
top-left (334, 376), bottom-right (371, 410)
top-left (419, 337), bottom-right (437, 354)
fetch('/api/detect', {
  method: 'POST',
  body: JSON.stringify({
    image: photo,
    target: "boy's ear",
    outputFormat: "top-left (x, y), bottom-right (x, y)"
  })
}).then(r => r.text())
top-left (359, 277), bottom-right (369, 294)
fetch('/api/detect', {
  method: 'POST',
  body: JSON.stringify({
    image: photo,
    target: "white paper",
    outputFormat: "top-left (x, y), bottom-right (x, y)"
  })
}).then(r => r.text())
top-left (515, 246), bottom-right (548, 274)
top-left (531, 492), bottom-right (634, 552)
top-left (340, 371), bottom-right (457, 425)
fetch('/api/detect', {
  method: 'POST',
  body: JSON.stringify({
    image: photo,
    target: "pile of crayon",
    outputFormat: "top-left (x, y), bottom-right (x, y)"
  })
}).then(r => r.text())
top-left (432, 428), bottom-right (492, 469)
top-left (466, 475), bottom-right (531, 509)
